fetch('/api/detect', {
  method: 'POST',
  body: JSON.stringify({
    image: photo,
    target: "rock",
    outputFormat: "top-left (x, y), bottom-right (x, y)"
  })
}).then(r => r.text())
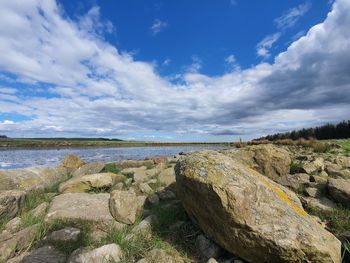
top-left (0, 190), bottom-right (25, 220)
top-left (275, 173), bottom-right (310, 191)
top-left (3, 217), bottom-right (21, 234)
top-left (128, 215), bottom-right (156, 239)
top-left (113, 182), bottom-right (124, 190)
top-left (0, 224), bottom-right (38, 262)
top-left (0, 167), bottom-right (68, 191)
top-left (301, 157), bottom-right (324, 174)
top-left (207, 259), bottom-right (218, 263)
top-left (151, 156), bottom-right (168, 164)
top-left (138, 183), bottom-right (153, 195)
top-left (21, 246), bottom-right (67, 263)
top-left (68, 244), bottom-right (123, 263)
top-left (221, 144), bottom-right (291, 180)
top-left (109, 189), bottom-right (146, 224)
top-left (46, 193), bottom-right (121, 227)
top-left (72, 162), bottom-right (105, 177)
top-left (334, 156), bottom-right (350, 168)
top-left (158, 167), bottom-right (176, 187)
top-left (30, 202), bottom-right (49, 218)
top-left (117, 160), bottom-right (154, 169)
top-left (47, 227), bottom-right (81, 243)
top-left (141, 248), bottom-right (183, 263)
top-left (301, 196), bottom-right (337, 211)
top-left (89, 229), bottom-right (107, 244)
top-left (147, 193), bottom-right (159, 205)
top-left (196, 234), bottom-right (221, 260)
top-left (6, 252), bottom-right (30, 263)
top-left (59, 154), bottom-right (85, 173)
top-left (175, 150), bottom-right (341, 263)
top-left (325, 162), bottom-right (350, 178)
top-left (328, 178), bottom-right (350, 205)
top-left (58, 173), bottom-right (116, 193)
top-left (305, 187), bottom-right (322, 198)
top-left (310, 174), bottom-right (328, 184)
top-left (157, 189), bottom-right (176, 200)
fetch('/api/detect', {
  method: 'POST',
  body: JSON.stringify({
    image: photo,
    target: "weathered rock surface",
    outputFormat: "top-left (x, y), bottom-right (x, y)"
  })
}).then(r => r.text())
top-left (0, 167), bottom-right (68, 191)
top-left (72, 162), bottom-right (105, 177)
top-left (46, 193), bottom-right (120, 227)
top-left (196, 234), bottom-right (221, 260)
top-left (30, 202), bottom-right (49, 218)
top-left (0, 224), bottom-right (38, 262)
top-left (109, 189), bottom-right (146, 224)
top-left (301, 157), bottom-right (324, 174)
top-left (58, 173), bottom-right (116, 193)
top-left (334, 156), bottom-right (350, 168)
top-left (175, 150), bottom-right (341, 263)
top-left (59, 154), bottom-right (85, 173)
top-left (3, 217), bottom-right (21, 234)
top-left (328, 178), bottom-right (350, 205)
top-left (275, 173), bottom-right (310, 191)
top-left (325, 162), bottom-right (350, 178)
top-left (116, 159), bottom-right (154, 169)
top-left (21, 245), bottom-right (67, 263)
top-left (158, 167), bottom-right (176, 186)
top-left (301, 196), bottom-right (337, 211)
top-left (221, 144), bottom-right (291, 180)
top-left (46, 227), bottom-right (81, 243)
top-left (0, 190), bottom-right (25, 220)
top-left (68, 244), bottom-right (123, 263)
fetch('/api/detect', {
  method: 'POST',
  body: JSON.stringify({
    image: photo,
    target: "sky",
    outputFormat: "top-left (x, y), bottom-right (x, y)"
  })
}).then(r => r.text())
top-left (0, 0), bottom-right (349, 142)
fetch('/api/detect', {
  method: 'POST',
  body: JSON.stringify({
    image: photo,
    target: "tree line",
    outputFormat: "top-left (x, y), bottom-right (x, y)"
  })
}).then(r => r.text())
top-left (255, 120), bottom-right (350, 141)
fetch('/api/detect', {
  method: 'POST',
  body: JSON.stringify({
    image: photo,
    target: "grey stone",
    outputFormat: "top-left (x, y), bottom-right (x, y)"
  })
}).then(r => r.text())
top-left (21, 246), bottom-right (66, 263)
top-left (68, 244), bottom-right (123, 263)
top-left (0, 190), bottom-right (26, 220)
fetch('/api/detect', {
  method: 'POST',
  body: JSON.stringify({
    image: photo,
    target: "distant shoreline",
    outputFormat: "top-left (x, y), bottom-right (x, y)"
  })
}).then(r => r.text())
top-left (0, 138), bottom-right (232, 149)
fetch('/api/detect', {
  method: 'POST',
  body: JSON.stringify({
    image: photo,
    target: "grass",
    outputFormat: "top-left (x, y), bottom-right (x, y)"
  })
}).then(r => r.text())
top-left (148, 174), bottom-right (166, 191)
top-left (328, 139), bottom-right (350, 156)
top-left (290, 161), bottom-right (304, 174)
top-left (306, 205), bottom-right (350, 235)
top-left (102, 163), bottom-right (122, 174)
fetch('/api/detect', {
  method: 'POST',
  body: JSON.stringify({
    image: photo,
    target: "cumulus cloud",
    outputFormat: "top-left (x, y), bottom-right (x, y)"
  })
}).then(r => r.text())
top-left (275, 2), bottom-right (311, 30)
top-left (256, 33), bottom-right (281, 59)
top-left (0, 0), bottom-right (349, 140)
top-left (150, 19), bottom-right (167, 35)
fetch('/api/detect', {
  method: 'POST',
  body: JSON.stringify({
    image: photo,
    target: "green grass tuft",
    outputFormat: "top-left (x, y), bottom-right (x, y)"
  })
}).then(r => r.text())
top-left (103, 163), bottom-right (122, 174)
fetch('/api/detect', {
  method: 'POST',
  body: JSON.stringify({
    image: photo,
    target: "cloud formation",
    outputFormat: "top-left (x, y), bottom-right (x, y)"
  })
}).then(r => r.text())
top-left (275, 2), bottom-right (311, 30)
top-left (150, 19), bottom-right (167, 35)
top-left (0, 0), bottom-right (350, 141)
top-left (256, 33), bottom-right (281, 59)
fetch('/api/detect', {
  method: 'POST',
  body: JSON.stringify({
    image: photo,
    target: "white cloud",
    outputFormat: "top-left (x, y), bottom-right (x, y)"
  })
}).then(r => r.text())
top-left (0, 87), bottom-right (17, 94)
top-left (150, 19), bottom-right (167, 35)
top-left (225, 54), bottom-right (240, 70)
top-left (275, 2), bottom-right (311, 30)
top-left (256, 33), bottom-right (281, 59)
top-left (0, 0), bottom-right (349, 140)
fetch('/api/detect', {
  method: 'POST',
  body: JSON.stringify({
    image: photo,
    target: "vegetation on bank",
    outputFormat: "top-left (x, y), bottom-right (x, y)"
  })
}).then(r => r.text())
top-left (255, 120), bottom-right (350, 141)
top-left (0, 138), bottom-right (230, 148)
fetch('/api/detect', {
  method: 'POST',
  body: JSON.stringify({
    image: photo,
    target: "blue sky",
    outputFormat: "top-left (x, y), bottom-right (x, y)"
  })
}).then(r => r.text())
top-left (0, 0), bottom-right (349, 141)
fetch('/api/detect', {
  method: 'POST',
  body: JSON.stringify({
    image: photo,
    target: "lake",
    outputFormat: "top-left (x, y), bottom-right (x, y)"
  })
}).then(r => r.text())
top-left (0, 145), bottom-right (229, 169)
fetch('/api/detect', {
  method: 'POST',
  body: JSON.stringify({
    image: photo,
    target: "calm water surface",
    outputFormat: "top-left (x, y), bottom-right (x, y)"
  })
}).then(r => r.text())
top-left (0, 145), bottom-right (229, 169)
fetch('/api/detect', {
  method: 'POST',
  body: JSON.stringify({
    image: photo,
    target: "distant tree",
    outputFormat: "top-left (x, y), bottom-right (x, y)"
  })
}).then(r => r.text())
top-left (255, 120), bottom-right (350, 141)
top-left (0, 135), bottom-right (7, 138)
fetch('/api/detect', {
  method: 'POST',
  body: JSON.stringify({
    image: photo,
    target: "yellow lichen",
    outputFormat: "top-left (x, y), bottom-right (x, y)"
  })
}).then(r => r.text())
top-left (255, 173), bottom-right (307, 216)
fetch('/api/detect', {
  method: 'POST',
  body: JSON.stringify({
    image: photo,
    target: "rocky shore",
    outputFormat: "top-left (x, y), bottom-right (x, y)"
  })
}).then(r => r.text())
top-left (0, 143), bottom-right (349, 262)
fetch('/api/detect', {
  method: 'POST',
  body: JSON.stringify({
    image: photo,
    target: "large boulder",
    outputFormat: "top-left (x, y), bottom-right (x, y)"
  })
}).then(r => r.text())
top-left (46, 193), bottom-right (122, 228)
top-left (0, 167), bottom-right (68, 191)
top-left (220, 144), bottom-right (291, 180)
top-left (0, 190), bottom-right (26, 220)
top-left (275, 173), bottom-right (310, 191)
top-left (325, 162), bottom-right (350, 179)
top-left (58, 173), bottom-right (118, 193)
top-left (328, 178), bottom-right (350, 205)
top-left (109, 189), bottom-right (146, 224)
top-left (301, 157), bottom-right (324, 175)
top-left (175, 150), bottom-right (341, 263)
top-left (59, 154), bottom-right (85, 173)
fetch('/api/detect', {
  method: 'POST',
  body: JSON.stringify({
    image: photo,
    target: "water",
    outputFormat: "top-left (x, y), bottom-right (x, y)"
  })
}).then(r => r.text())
top-left (0, 145), bottom-right (228, 169)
